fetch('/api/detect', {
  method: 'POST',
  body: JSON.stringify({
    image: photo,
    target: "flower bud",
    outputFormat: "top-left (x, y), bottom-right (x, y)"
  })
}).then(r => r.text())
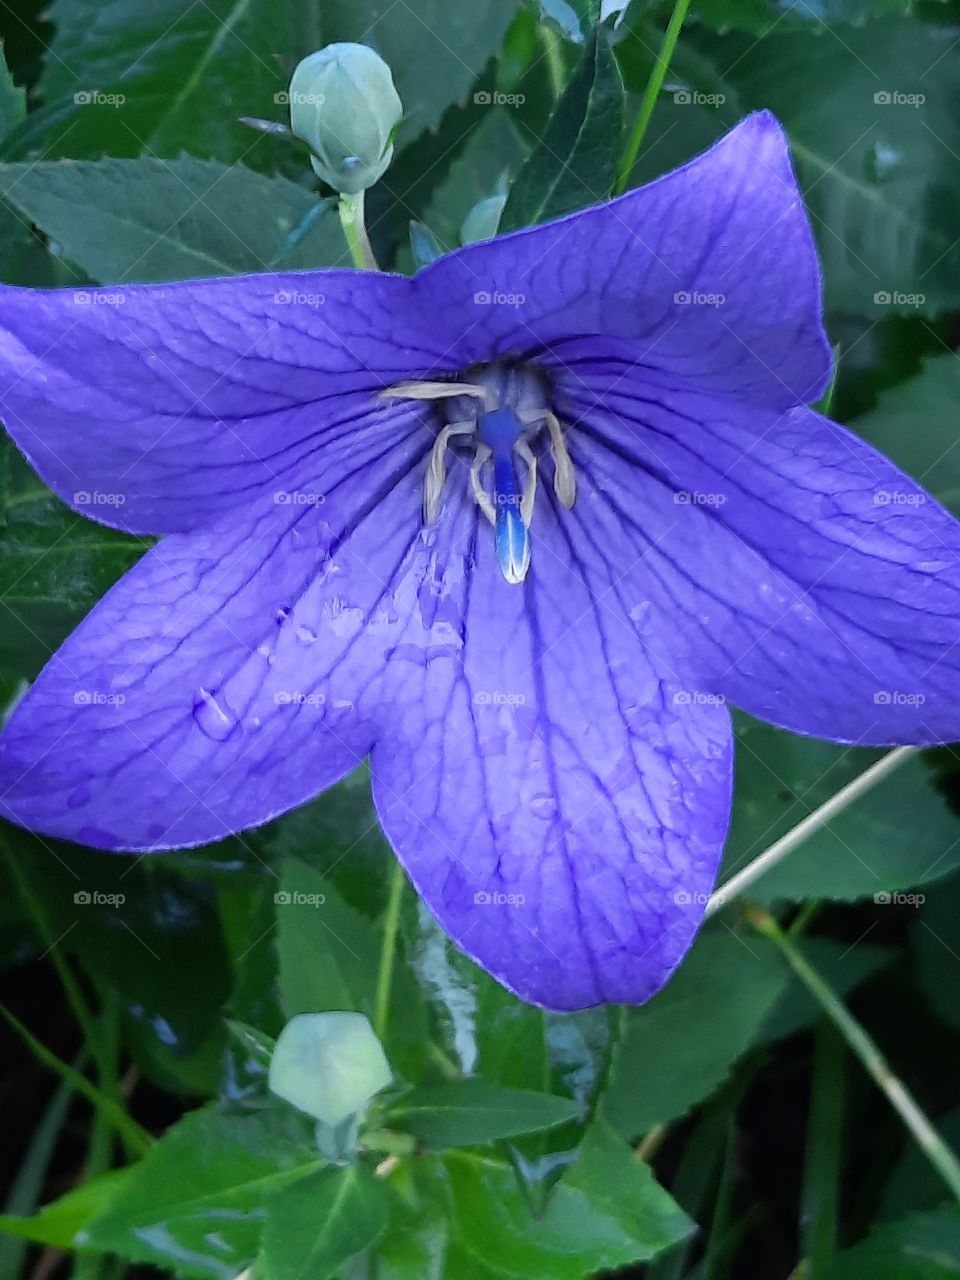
top-left (268, 1011), bottom-right (392, 1127)
top-left (460, 194), bottom-right (507, 245)
top-left (288, 43), bottom-right (402, 194)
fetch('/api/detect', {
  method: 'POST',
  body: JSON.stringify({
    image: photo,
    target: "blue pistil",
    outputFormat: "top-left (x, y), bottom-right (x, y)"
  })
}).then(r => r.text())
top-left (478, 408), bottom-right (531, 585)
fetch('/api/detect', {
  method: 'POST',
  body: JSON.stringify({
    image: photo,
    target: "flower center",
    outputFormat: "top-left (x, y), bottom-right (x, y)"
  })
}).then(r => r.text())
top-left (381, 363), bottom-right (576, 585)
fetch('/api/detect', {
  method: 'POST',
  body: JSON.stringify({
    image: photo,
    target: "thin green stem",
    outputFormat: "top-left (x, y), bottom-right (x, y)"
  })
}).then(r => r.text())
top-left (1, 1006), bottom-right (150, 1157)
top-left (614, 0), bottom-right (692, 194)
top-left (339, 190), bottom-right (378, 270)
top-left (540, 24), bottom-right (566, 100)
top-left (747, 906), bottom-right (960, 1206)
top-left (373, 862), bottom-right (406, 1042)
top-left (801, 1021), bottom-right (844, 1279)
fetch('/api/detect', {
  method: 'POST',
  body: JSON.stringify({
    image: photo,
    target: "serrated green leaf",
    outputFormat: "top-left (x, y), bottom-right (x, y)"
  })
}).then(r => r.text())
top-left (0, 1169), bottom-right (130, 1250)
top-left (706, 19), bottom-right (960, 316)
top-left (13, 0), bottom-right (303, 169)
top-left (388, 1080), bottom-right (578, 1148)
top-left (600, 927), bottom-right (791, 1137)
top-left (447, 1122), bottom-right (691, 1277)
top-left (500, 24), bottom-right (624, 231)
top-left (0, 156), bottom-right (349, 284)
top-left (85, 1106), bottom-right (320, 1278)
top-left (261, 1165), bottom-right (389, 1280)
top-left (732, 750), bottom-right (960, 905)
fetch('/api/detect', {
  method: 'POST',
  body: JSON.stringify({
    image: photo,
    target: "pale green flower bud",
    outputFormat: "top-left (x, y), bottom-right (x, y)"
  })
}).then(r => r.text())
top-left (460, 194), bottom-right (507, 245)
top-left (287, 44), bottom-right (402, 194)
top-left (268, 1011), bottom-right (392, 1127)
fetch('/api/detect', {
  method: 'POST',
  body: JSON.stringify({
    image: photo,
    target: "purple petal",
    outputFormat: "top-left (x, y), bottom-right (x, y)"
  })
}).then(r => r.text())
top-left (555, 366), bottom-right (960, 744)
top-left (371, 467), bottom-right (733, 1011)
top-left (0, 273), bottom-right (449, 534)
top-left (416, 112), bottom-right (829, 405)
top-left (0, 425), bottom-right (433, 848)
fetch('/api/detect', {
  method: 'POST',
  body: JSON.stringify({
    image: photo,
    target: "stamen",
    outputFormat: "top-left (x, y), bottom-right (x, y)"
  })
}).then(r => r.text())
top-left (543, 412), bottom-right (577, 508)
top-left (515, 439), bottom-right (538, 527)
top-left (424, 419), bottom-right (475, 523)
top-left (471, 444), bottom-right (496, 525)
top-left (380, 380), bottom-right (491, 407)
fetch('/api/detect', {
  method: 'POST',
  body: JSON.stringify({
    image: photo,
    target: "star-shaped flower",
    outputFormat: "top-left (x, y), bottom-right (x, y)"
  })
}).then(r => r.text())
top-left (1, 113), bottom-right (957, 1010)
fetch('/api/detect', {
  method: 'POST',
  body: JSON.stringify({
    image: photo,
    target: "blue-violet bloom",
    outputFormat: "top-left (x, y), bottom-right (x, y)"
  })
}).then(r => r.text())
top-left (1, 114), bottom-right (958, 1010)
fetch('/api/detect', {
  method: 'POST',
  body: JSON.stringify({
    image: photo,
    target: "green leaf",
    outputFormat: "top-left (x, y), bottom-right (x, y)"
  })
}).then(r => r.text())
top-left (0, 42), bottom-right (25, 141)
top-left (689, 0), bottom-right (913, 36)
top-left (447, 1121), bottom-right (691, 1276)
top-left (730, 748), bottom-right (960, 905)
top-left (758, 937), bottom-right (892, 1045)
top-left (709, 19), bottom-right (960, 316)
top-left (0, 1170), bottom-right (130, 1250)
top-left (320, 0), bottom-right (520, 139)
top-left (388, 1081), bottom-right (579, 1147)
top-left (15, 0), bottom-right (303, 168)
top-left (276, 858), bottom-right (382, 1019)
top-left (825, 1208), bottom-right (960, 1279)
top-left (0, 442), bottom-right (143, 676)
top-left (850, 354), bottom-right (960, 515)
top-left (500, 24), bottom-right (624, 231)
top-left (0, 156), bottom-right (349, 284)
top-left (261, 1165), bottom-right (389, 1280)
top-left (85, 1106), bottom-right (320, 1278)
top-left (600, 927), bottom-right (791, 1137)
top-left (912, 874), bottom-right (960, 1033)
top-left (423, 108), bottom-right (527, 251)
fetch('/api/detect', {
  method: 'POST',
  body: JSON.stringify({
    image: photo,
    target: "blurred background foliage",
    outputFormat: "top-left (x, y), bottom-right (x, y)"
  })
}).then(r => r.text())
top-left (2, 0), bottom-right (960, 1277)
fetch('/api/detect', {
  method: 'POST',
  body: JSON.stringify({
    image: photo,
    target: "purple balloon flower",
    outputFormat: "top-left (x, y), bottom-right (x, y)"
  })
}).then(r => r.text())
top-left (0, 112), bottom-right (957, 1010)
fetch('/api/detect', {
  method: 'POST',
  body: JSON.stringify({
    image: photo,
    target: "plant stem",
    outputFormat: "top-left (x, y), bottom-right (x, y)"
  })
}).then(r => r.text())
top-left (373, 862), bottom-right (406, 1042)
top-left (801, 1021), bottom-right (844, 1279)
top-left (746, 905), bottom-right (960, 1206)
top-left (614, 0), bottom-right (692, 194)
top-left (707, 747), bottom-right (915, 917)
top-left (1, 1006), bottom-right (150, 1156)
top-left (339, 190), bottom-right (378, 270)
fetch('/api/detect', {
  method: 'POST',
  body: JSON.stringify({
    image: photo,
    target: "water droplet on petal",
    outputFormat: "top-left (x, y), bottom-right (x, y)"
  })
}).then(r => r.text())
top-left (192, 687), bottom-right (239, 741)
top-left (530, 793), bottom-right (558, 821)
top-left (275, 606), bottom-right (292, 625)
top-left (295, 624), bottom-right (317, 644)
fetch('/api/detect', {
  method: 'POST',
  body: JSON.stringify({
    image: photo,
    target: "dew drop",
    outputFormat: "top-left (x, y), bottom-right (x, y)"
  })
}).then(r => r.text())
top-left (295, 624), bottom-right (317, 645)
top-left (192, 687), bottom-right (239, 742)
top-left (530, 793), bottom-right (558, 821)
top-left (275, 605), bottom-right (292, 625)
